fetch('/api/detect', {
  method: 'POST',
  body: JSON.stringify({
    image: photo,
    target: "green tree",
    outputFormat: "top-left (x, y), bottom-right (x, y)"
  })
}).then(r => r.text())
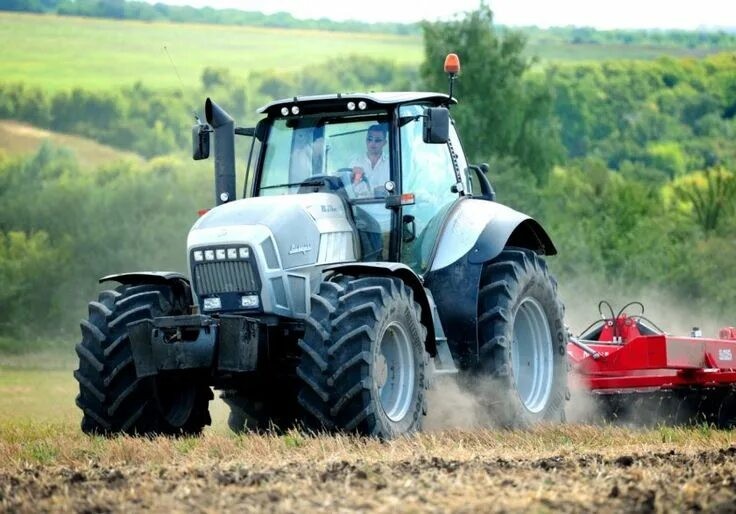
top-left (420, 4), bottom-right (563, 182)
top-left (670, 166), bottom-right (736, 235)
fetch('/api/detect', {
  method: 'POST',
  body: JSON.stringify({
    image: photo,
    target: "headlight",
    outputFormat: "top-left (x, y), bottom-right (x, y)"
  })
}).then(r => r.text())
top-left (203, 297), bottom-right (222, 311)
top-left (204, 250), bottom-right (215, 261)
top-left (193, 250), bottom-right (204, 262)
top-left (241, 295), bottom-right (259, 308)
top-left (238, 247), bottom-right (249, 259)
top-left (227, 248), bottom-right (237, 259)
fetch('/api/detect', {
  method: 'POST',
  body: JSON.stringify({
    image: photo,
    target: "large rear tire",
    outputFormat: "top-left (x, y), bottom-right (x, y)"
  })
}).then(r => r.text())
top-left (74, 283), bottom-right (212, 436)
top-left (477, 248), bottom-right (567, 427)
top-left (297, 275), bottom-right (428, 438)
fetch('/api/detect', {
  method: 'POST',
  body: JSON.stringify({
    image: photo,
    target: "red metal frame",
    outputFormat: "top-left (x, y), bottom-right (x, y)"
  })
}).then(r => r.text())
top-left (568, 314), bottom-right (736, 392)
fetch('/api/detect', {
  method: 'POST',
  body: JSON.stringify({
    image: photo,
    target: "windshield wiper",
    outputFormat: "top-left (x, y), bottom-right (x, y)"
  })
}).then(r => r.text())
top-left (259, 178), bottom-right (327, 190)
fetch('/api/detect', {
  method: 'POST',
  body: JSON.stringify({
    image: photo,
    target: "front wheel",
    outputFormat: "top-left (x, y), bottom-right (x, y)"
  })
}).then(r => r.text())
top-left (476, 248), bottom-right (567, 427)
top-left (297, 275), bottom-right (428, 438)
top-left (74, 283), bottom-right (212, 435)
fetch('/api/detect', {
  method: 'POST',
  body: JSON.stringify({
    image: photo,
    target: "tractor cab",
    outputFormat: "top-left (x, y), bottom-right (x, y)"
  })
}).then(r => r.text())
top-left (238, 93), bottom-right (471, 274)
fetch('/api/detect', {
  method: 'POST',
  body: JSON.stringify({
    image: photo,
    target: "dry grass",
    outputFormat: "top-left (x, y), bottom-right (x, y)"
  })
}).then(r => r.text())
top-left (0, 120), bottom-right (142, 167)
top-left (2, 365), bottom-right (736, 512)
top-left (1, 421), bottom-right (736, 513)
top-left (1, 422), bottom-right (734, 470)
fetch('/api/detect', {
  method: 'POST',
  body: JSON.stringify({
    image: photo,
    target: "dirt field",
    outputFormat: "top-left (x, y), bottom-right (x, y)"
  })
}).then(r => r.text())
top-left (2, 422), bottom-right (735, 513)
top-left (2, 367), bottom-right (736, 512)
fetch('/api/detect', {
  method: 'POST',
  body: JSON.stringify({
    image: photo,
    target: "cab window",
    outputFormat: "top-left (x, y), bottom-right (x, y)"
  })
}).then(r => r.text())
top-left (399, 104), bottom-right (461, 273)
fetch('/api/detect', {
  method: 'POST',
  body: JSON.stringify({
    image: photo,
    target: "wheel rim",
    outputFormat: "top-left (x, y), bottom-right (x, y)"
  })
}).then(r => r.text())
top-left (511, 297), bottom-right (553, 414)
top-left (375, 321), bottom-right (415, 422)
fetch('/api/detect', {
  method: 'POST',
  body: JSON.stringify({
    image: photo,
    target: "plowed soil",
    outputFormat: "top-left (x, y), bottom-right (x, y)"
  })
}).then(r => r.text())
top-left (2, 425), bottom-right (736, 513)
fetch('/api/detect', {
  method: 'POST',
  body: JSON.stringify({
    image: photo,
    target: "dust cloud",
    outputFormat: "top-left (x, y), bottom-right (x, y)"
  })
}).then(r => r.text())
top-left (559, 275), bottom-right (735, 339)
top-left (424, 375), bottom-right (500, 430)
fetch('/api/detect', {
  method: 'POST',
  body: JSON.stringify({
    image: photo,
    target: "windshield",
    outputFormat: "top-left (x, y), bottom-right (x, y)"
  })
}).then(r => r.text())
top-left (258, 115), bottom-right (392, 200)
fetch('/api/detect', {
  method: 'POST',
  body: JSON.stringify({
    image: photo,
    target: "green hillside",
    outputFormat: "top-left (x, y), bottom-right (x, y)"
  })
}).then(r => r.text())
top-left (0, 120), bottom-right (142, 167)
top-left (2, 12), bottom-right (733, 92)
top-left (0, 12), bottom-right (421, 91)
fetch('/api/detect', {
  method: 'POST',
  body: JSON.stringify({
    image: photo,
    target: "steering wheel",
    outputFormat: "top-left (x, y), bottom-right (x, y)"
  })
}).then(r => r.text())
top-left (296, 174), bottom-right (347, 194)
top-left (334, 167), bottom-right (359, 187)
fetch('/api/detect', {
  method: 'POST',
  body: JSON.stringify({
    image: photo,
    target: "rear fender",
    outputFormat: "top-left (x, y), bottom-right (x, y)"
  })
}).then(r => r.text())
top-left (324, 262), bottom-right (437, 357)
top-left (429, 198), bottom-right (556, 273)
top-left (424, 199), bottom-right (556, 366)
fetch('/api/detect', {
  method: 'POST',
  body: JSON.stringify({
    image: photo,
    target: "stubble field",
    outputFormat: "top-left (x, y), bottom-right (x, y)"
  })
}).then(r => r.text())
top-left (2, 361), bottom-right (736, 513)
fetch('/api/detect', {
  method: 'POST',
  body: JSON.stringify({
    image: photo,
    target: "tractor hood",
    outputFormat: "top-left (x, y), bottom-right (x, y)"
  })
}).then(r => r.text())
top-left (187, 193), bottom-right (358, 270)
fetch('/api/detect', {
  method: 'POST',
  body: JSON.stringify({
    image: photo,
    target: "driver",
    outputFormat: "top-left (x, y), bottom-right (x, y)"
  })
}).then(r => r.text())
top-left (349, 123), bottom-right (389, 198)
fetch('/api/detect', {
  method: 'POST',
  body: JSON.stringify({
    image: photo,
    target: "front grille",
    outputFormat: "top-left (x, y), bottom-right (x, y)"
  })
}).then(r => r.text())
top-left (193, 260), bottom-right (259, 296)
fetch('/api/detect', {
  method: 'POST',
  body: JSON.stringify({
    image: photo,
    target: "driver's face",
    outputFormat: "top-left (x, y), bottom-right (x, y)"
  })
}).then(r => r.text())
top-left (366, 130), bottom-right (386, 157)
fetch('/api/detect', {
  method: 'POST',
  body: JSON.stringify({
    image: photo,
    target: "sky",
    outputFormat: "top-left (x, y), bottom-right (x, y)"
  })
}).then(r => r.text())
top-left (150, 0), bottom-right (736, 30)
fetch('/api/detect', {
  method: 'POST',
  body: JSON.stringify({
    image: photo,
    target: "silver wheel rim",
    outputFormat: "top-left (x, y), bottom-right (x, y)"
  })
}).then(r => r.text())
top-left (375, 321), bottom-right (415, 422)
top-left (512, 297), bottom-right (553, 414)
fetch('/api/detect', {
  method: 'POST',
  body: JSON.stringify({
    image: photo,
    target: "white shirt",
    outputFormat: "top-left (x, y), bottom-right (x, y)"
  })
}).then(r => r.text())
top-left (350, 153), bottom-right (390, 189)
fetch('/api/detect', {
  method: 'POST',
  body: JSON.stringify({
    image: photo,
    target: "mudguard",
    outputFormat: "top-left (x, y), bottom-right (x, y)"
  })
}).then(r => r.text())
top-left (423, 198), bottom-right (557, 366)
top-left (429, 199), bottom-right (555, 273)
top-left (324, 262), bottom-right (437, 356)
top-left (99, 272), bottom-right (193, 306)
top-left (100, 271), bottom-right (189, 287)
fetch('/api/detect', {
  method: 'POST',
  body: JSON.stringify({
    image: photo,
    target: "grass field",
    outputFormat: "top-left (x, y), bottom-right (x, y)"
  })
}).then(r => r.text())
top-left (1, 12), bottom-right (731, 93)
top-left (0, 12), bottom-right (421, 91)
top-left (0, 120), bottom-right (143, 167)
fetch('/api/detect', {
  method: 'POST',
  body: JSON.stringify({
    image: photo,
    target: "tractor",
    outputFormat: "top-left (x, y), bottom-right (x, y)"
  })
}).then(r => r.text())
top-left (74, 55), bottom-right (567, 438)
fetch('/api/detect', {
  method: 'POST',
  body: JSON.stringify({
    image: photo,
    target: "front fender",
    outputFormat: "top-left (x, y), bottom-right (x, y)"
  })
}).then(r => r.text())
top-left (100, 271), bottom-right (189, 286)
top-left (429, 199), bottom-right (556, 272)
top-left (99, 271), bottom-right (192, 305)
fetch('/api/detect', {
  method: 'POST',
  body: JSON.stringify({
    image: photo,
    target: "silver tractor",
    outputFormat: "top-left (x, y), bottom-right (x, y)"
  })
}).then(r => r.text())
top-left (74, 57), bottom-right (566, 437)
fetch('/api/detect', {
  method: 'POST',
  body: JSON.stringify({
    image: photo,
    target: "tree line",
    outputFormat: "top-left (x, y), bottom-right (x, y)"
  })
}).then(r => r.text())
top-left (3, 0), bottom-right (736, 49)
top-left (0, 0), bottom-right (420, 35)
top-left (2, 5), bottom-right (736, 340)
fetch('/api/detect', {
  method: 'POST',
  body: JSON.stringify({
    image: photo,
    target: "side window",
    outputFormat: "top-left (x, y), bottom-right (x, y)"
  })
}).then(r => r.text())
top-left (399, 104), bottom-right (459, 273)
top-left (260, 120), bottom-right (292, 193)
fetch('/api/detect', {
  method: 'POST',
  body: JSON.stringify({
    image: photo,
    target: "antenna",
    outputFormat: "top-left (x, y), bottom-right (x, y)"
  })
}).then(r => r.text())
top-left (163, 45), bottom-right (201, 124)
top-left (163, 44), bottom-right (184, 89)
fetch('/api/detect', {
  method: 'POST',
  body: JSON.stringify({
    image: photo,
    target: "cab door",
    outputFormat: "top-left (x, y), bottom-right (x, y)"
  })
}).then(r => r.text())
top-left (398, 104), bottom-right (468, 273)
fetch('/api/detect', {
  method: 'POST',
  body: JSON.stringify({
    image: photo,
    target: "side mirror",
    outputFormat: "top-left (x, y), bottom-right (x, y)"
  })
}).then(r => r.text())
top-left (423, 107), bottom-right (450, 144)
top-left (192, 124), bottom-right (210, 160)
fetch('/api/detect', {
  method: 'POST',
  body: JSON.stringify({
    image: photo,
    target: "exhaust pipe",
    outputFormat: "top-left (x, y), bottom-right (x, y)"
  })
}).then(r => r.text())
top-left (205, 98), bottom-right (236, 205)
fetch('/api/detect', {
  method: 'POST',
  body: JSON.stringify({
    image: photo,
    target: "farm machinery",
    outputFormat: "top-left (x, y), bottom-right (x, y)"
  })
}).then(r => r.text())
top-left (72, 52), bottom-right (736, 438)
top-left (568, 301), bottom-right (736, 428)
top-left (73, 54), bottom-right (568, 438)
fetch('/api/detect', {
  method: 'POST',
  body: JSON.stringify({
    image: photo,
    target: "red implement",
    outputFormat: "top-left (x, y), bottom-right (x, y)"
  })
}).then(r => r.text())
top-left (567, 303), bottom-right (736, 427)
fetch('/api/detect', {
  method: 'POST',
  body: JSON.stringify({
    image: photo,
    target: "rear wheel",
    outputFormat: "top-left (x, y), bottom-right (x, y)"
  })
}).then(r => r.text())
top-left (74, 283), bottom-right (212, 435)
top-left (477, 248), bottom-right (567, 427)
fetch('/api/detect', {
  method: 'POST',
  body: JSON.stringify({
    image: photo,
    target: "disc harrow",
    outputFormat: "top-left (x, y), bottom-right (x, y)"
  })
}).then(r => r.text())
top-left (568, 301), bottom-right (736, 428)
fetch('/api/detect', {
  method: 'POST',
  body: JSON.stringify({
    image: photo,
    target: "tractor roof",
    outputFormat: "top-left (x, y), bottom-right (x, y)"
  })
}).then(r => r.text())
top-left (258, 92), bottom-right (455, 117)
